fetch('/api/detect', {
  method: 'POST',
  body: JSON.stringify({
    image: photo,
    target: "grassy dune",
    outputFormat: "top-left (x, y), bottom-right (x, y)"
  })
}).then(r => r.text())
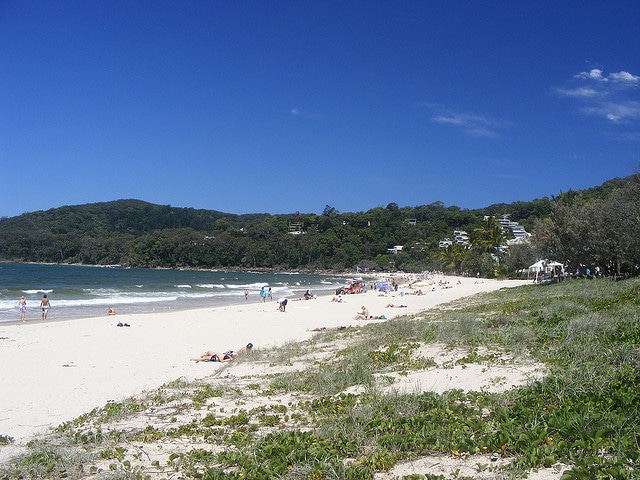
top-left (1, 277), bottom-right (639, 479)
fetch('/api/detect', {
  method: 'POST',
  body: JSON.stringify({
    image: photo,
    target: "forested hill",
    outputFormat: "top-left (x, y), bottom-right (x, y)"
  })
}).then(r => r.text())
top-left (0, 175), bottom-right (637, 274)
top-left (0, 199), bottom-right (266, 237)
top-left (0, 196), bottom-right (546, 270)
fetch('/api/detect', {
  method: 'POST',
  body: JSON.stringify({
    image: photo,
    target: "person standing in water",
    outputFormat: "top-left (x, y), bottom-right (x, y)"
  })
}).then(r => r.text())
top-left (18, 296), bottom-right (27, 322)
top-left (40, 294), bottom-right (51, 320)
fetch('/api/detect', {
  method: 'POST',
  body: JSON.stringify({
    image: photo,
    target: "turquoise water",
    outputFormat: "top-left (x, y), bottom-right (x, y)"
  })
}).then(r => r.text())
top-left (0, 263), bottom-right (349, 324)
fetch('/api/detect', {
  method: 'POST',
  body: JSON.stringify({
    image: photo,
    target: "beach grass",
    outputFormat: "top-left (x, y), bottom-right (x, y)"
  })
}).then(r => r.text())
top-left (1, 277), bottom-right (639, 479)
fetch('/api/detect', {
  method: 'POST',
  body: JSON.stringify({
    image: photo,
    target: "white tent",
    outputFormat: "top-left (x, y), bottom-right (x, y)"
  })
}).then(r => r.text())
top-left (528, 260), bottom-right (564, 272)
top-left (528, 260), bottom-right (564, 281)
top-left (528, 260), bottom-right (545, 272)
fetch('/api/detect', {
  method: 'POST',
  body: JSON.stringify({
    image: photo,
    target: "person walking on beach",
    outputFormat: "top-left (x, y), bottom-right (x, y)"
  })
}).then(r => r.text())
top-left (18, 296), bottom-right (27, 322)
top-left (267, 287), bottom-right (272, 301)
top-left (244, 289), bottom-right (249, 301)
top-left (260, 286), bottom-right (266, 302)
top-left (40, 294), bottom-right (51, 320)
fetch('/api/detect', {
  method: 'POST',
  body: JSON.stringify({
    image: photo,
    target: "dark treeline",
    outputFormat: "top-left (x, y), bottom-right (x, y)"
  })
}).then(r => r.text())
top-left (532, 175), bottom-right (640, 277)
top-left (0, 176), bottom-right (638, 276)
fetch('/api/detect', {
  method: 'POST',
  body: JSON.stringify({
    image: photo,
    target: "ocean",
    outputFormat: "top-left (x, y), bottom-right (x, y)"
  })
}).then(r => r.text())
top-left (0, 263), bottom-right (353, 324)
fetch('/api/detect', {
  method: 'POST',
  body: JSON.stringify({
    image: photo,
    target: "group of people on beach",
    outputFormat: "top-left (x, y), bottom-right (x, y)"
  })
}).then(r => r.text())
top-left (248, 285), bottom-right (321, 312)
top-left (17, 294), bottom-right (51, 322)
top-left (190, 284), bottom-right (338, 363)
top-left (259, 286), bottom-right (274, 302)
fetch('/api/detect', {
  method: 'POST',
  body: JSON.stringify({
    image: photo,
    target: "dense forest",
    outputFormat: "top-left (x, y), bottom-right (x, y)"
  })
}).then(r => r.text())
top-left (0, 176), bottom-right (638, 277)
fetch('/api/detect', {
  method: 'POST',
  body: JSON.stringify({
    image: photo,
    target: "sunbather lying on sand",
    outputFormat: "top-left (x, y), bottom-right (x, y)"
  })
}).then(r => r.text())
top-left (307, 326), bottom-right (347, 332)
top-left (191, 343), bottom-right (253, 363)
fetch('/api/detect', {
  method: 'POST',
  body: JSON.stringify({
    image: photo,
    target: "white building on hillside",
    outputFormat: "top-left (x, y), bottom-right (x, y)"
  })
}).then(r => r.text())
top-left (487, 214), bottom-right (531, 240)
top-left (454, 230), bottom-right (469, 245)
top-left (439, 231), bottom-right (469, 248)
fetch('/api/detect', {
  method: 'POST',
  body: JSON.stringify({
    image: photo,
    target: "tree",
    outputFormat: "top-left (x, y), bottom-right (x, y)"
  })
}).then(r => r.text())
top-left (472, 216), bottom-right (506, 253)
top-left (504, 242), bottom-right (537, 275)
top-left (592, 186), bottom-right (640, 275)
top-left (532, 177), bottom-right (640, 276)
top-left (531, 217), bottom-right (562, 263)
top-left (322, 205), bottom-right (338, 216)
top-left (437, 244), bottom-right (467, 272)
top-left (460, 249), bottom-right (496, 277)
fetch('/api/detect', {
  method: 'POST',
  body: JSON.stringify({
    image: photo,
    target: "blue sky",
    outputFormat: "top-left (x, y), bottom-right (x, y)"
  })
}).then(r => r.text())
top-left (1, 1), bottom-right (639, 219)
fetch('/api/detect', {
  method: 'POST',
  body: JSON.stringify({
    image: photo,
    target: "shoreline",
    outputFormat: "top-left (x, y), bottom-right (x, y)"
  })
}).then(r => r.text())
top-left (0, 262), bottom-right (375, 325)
top-left (0, 280), bottom-right (372, 327)
top-left (0, 275), bottom-right (530, 446)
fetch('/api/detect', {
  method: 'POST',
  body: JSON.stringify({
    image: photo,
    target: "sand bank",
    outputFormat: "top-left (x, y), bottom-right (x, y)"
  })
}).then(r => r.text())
top-left (0, 276), bottom-right (529, 444)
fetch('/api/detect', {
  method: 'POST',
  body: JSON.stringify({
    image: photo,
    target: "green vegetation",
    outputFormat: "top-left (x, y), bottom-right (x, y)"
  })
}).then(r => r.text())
top-left (0, 192), bottom-right (554, 274)
top-left (1, 176), bottom-right (638, 277)
top-left (534, 177), bottom-right (640, 278)
top-left (1, 277), bottom-right (638, 479)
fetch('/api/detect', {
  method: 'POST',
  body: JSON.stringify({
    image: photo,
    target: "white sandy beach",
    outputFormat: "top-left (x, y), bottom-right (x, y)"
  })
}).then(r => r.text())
top-left (0, 276), bottom-right (529, 446)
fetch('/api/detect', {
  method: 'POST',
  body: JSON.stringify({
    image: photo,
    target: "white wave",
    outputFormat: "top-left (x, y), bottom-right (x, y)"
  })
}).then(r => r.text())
top-left (50, 296), bottom-right (178, 308)
top-left (225, 282), bottom-right (269, 290)
top-left (0, 295), bottom-right (176, 312)
top-left (77, 288), bottom-right (167, 299)
top-left (0, 301), bottom-right (20, 312)
top-left (82, 288), bottom-right (120, 294)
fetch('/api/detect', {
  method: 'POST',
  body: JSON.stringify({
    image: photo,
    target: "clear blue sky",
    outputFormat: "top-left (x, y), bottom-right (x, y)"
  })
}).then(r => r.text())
top-left (1, 1), bottom-right (639, 218)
